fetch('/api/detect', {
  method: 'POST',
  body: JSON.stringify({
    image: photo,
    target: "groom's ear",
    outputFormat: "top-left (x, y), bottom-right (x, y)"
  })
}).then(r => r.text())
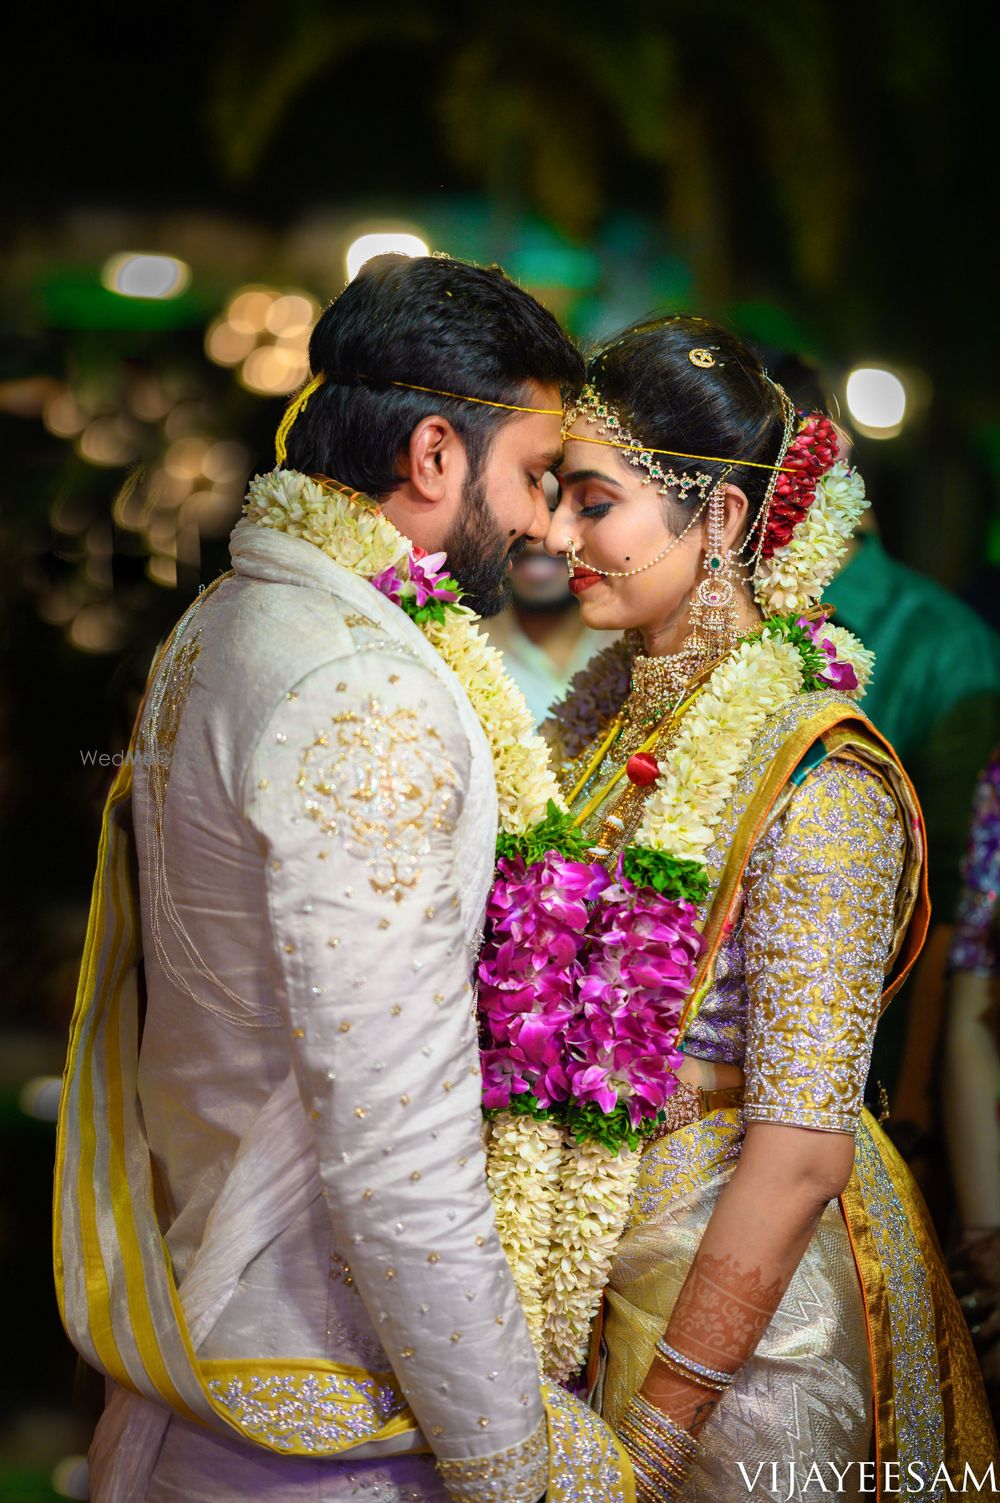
top-left (404, 415), bottom-right (466, 504)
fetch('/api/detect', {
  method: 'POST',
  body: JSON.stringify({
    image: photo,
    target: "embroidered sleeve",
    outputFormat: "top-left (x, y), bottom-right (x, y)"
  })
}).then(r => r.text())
top-left (242, 647), bottom-right (546, 1493)
top-left (948, 749), bottom-right (1000, 976)
top-left (740, 756), bottom-right (906, 1134)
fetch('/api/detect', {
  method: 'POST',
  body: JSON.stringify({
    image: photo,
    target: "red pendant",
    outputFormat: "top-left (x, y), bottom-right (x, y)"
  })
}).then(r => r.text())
top-left (625, 752), bottom-right (660, 786)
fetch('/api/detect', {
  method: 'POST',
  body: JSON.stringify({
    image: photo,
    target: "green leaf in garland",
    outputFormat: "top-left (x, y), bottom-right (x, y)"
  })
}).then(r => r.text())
top-left (563, 1100), bottom-right (664, 1154)
top-left (621, 846), bottom-right (711, 902)
top-left (748, 614), bottom-right (830, 693)
top-left (483, 1092), bottom-right (557, 1125)
top-left (495, 799), bottom-right (593, 865)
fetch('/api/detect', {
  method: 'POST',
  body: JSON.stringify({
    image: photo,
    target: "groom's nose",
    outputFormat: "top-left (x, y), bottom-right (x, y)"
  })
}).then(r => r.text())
top-left (524, 489), bottom-right (551, 545)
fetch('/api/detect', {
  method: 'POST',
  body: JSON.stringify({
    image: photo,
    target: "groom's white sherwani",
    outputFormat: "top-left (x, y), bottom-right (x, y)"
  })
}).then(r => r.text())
top-left (111, 517), bottom-right (547, 1500)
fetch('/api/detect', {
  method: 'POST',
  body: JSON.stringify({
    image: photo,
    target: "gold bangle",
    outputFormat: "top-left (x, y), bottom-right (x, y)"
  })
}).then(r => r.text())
top-left (654, 1347), bottom-right (729, 1394)
top-left (618, 1417), bottom-right (690, 1485)
top-left (628, 1392), bottom-right (700, 1461)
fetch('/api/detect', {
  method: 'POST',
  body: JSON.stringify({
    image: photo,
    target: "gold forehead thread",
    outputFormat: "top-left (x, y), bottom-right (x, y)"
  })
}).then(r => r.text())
top-left (688, 348), bottom-right (717, 369)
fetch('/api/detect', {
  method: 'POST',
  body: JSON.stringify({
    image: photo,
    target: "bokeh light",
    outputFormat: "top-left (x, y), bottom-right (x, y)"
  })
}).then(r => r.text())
top-left (845, 366), bottom-right (908, 439)
top-left (51, 1455), bottom-right (90, 1499)
top-left (207, 285), bottom-right (319, 394)
top-left (346, 230), bottom-right (429, 282)
top-left (101, 252), bottom-right (191, 300)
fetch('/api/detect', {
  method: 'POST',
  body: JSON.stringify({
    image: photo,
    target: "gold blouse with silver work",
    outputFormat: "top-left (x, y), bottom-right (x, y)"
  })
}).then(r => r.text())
top-left (557, 672), bottom-right (907, 1138)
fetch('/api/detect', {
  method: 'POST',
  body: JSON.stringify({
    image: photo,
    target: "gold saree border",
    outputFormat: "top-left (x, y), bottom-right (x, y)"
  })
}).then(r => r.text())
top-left (678, 694), bottom-right (930, 1043)
top-left (849, 1117), bottom-right (999, 1478)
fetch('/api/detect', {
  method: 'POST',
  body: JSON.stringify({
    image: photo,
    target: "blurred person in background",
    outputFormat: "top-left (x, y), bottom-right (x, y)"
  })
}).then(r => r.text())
top-left (943, 748), bottom-right (1000, 1423)
top-left (484, 506), bottom-right (615, 726)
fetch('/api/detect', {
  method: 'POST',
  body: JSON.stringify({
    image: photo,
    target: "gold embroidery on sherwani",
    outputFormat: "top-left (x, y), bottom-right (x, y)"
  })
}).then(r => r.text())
top-left (295, 695), bottom-right (460, 902)
top-left (142, 578), bottom-right (274, 1027)
top-left (141, 630), bottom-right (202, 838)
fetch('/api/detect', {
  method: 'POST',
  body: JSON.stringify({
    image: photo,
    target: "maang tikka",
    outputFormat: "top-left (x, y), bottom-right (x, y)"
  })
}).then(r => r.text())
top-left (686, 480), bottom-right (740, 662)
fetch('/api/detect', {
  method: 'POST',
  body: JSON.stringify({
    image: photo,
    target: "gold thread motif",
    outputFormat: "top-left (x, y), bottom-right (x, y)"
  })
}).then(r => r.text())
top-left (436, 1417), bottom-right (548, 1502)
top-left (295, 698), bottom-right (459, 902)
top-left (145, 632), bottom-right (202, 828)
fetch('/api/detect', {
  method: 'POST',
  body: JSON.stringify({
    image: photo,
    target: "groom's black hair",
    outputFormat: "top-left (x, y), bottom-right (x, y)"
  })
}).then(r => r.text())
top-left (282, 254), bottom-right (583, 496)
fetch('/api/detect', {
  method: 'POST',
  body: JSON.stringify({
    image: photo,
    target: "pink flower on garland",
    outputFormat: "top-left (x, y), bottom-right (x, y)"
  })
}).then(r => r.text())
top-left (796, 614), bottom-right (859, 692)
top-left (568, 872), bottom-right (703, 1126)
top-left (477, 852), bottom-right (610, 1109)
top-left (371, 545), bottom-right (460, 609)
top-left (477, 851), bottom-right (706, 1130)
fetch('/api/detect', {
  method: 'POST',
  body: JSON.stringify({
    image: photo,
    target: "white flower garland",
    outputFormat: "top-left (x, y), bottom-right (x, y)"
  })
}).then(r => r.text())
top-left (542, 1140), bottom-right (640, 1383)
top-left (635, 636), bottom-right (806, 862)
top-left (484, 1113), bottom-right (564, 1354)
top-left (754, 461), bottom-right (868, 615)
top-left (245, 469), bottom-right (562, 835)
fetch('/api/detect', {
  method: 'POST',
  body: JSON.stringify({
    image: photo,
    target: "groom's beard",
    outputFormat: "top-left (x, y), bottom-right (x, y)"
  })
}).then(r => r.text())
top-left (443, 472), bottom-right (525, 618)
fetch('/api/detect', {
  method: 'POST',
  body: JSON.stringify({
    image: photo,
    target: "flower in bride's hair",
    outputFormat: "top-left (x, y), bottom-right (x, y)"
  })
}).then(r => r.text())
top-left (755, 461), bottom-right (869, 614)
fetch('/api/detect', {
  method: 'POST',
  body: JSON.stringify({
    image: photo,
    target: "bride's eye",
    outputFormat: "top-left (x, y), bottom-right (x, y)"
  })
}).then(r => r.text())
top-left (580, 502), bottom-right (612, 519)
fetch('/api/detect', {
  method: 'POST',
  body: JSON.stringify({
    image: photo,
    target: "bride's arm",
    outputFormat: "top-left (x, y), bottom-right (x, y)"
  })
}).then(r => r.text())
top-left (622, 755), bottom-right (907, 1477)
top-left (639, 1121), bottom-right (855, 1431)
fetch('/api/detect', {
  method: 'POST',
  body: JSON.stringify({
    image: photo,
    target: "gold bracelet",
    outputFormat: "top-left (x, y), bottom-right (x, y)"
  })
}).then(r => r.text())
top-left (654, 1346), bottom-right (730, 1394)
top-left (620, 1433), bottom-right (687, 1501)
top-left (656, 1336), bottom-right (737, 1389)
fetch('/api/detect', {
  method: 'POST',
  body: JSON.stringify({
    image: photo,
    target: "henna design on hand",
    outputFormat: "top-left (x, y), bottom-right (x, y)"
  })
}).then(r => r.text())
top-left (668, 1250), bottom-right (787, 1367)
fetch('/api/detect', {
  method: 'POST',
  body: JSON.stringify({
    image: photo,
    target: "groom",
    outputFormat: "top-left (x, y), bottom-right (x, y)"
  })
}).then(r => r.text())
top-left (55, 255), bottom-right (632, 1502)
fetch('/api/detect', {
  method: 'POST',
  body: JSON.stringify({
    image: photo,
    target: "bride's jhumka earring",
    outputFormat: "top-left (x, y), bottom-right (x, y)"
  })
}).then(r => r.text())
top-left (686, 481), bottom-right (741, 663)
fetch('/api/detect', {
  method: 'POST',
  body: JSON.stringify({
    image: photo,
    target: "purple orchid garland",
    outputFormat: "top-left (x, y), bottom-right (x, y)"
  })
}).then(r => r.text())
top-left (478, 852), bottom-right (704, 1152)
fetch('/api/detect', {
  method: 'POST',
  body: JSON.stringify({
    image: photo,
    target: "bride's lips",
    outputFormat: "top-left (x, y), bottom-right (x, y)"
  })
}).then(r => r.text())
top-left (568, 567), bottom-right (604, 596)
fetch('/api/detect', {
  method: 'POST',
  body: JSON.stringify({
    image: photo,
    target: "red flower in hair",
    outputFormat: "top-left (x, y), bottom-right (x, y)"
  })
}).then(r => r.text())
top-left (761, 413), bottom-right (840, 560)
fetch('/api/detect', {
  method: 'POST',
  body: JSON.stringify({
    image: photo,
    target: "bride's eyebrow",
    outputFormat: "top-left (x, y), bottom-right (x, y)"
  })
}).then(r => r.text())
top-left (558, 468), bottom-right (623, 488)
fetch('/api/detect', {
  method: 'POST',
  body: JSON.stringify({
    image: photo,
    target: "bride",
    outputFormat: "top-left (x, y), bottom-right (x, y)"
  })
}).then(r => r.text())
top-left (536, 315), bottom-right (997, 1500)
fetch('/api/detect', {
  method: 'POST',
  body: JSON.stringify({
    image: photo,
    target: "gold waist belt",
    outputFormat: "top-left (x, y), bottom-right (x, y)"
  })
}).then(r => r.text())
top-left (647, 1081), bottom-right (744, 1144)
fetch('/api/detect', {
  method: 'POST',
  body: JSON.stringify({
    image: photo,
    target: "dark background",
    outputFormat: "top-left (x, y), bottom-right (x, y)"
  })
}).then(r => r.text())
top-left (1, 2), bottom-right (996, 1496)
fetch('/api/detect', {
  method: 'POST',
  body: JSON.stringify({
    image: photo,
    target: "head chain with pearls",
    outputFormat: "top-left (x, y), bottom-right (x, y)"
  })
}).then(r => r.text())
top-left (561, 374), bottom-right (797, 582)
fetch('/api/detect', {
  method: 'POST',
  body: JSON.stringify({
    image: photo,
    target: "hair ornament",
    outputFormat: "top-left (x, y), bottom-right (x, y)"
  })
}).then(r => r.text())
top-left (561, 384), bottom-right (794, 507)
top-left (274, 372), bottom-right (326, 465)
top-left (688, 347), bottom-right (718, 369)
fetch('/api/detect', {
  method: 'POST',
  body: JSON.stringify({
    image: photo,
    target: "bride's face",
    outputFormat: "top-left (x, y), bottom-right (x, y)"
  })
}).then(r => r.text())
top-left (546, 432), bottom-right (706, 636)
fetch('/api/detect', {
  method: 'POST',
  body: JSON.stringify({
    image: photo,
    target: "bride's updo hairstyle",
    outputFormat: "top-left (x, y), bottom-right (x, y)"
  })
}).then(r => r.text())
top-left (586, 315), bottom-right (789, 538)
